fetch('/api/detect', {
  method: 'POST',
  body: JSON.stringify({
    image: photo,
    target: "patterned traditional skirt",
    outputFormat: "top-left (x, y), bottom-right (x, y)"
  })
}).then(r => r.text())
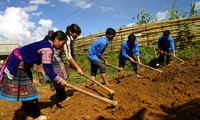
top-left (52, 56), bottom-right (67, 79)
top-left (52, 56), bottom-right (68, 89)
top-left (0, 68), bottom-right (38, 101)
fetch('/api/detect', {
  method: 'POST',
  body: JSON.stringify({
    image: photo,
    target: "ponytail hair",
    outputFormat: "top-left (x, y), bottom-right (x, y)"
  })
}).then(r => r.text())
top-left (49, 30), bottom-right (67, 41)
top-left (43, 30), bottom-right (54, 40)
top-left (65, 23), bottom-right (81, 36)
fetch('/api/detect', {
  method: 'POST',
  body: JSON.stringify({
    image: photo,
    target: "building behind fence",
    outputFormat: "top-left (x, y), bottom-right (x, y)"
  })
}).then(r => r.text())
top-left (0, 42), bottom-right (19, 60)
top-left (74, 15), bottom-right (200, 55)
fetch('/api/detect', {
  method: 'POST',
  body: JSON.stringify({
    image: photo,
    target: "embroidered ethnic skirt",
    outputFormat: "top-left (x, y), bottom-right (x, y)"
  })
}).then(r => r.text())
top-left (52, 56), bottom-right (68, 90)
top-left (0, 68), bottom-right (39, 101)
top-left (52, 56), bottom-right (67, 79)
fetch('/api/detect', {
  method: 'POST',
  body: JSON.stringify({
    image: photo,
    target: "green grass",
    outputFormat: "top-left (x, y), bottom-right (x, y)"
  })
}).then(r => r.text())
top-left (176, 41), bottom-right (200, 60)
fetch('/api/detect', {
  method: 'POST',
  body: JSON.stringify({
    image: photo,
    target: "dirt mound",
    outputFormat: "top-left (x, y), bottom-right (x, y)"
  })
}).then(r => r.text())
top-left (0, 56), bottom-right (200, 120)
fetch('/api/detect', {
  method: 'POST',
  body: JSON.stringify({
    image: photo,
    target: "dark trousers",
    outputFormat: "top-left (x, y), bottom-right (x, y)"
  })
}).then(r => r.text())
top-left (119, 57), bottom-right (138, 72)
top-left (54, 83), bottom-right (67, 101)
top-left (158, 50), bottom-right (171, 65)
top-left (22, 99), bottom-right (40, 118)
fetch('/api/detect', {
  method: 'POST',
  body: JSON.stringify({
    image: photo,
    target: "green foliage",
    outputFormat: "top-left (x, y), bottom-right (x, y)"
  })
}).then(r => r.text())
top-left (61, 53), bottom-right (68, 64)
top-left (166, 0), bottom-right (183, 20)
top-left (136, 9), bottom-right (154, 24)
top-left (176, 41), bottom-right (200, 60)
top-left (68, 76), bottom-right (87, 85)
top-left (139, 45), bottom-right (158, 64)
top-left (190, 2), bottom-right (197, 17)
top-left (75, 54), bottom-right (90, 71)
top-left (132, 0), bottom-right (198, 23)
top-left (166, 9), bottom-right (182, 20)
top-left (178, 22), bottom-right (197, 47)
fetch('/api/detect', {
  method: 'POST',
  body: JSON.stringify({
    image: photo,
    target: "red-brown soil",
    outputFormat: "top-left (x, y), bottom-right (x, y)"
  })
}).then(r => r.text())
top-left (0, 55), bottom-right (200, 120)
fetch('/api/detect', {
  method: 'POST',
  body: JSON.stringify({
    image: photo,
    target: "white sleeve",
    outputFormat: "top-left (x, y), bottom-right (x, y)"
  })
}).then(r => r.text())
top-left (64, 41), bottom-right (72, 60)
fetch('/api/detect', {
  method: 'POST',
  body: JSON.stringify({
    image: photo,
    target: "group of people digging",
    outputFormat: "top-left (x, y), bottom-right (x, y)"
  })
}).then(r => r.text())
top-left (0, 22), bottom-right (175, 120)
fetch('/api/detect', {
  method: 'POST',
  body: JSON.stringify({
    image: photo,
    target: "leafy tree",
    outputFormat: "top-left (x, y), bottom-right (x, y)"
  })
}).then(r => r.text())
top-left (135, 9), bottom-right (153, 24)
top-left (178, 22), bottom-right (197, 47)
top-left (166, 0), bottom-right (183, 20)
top-left (189, 2), bottom-right (197, 17)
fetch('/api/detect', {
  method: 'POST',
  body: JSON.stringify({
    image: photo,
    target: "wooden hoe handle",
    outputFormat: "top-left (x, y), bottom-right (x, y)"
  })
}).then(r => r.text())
top-left (107, 64), bottom-right (123, 71)
top-left (162, 51), bottom-right (184, 63)
top-left (132, 61), bottom-right (163, 73)
top-left (66, 83), bottom-right (118, 107)
top-left (82, 73), bottom-right (115, 95)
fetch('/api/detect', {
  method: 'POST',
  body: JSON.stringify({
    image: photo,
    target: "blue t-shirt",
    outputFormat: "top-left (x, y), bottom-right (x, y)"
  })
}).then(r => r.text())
top-left (118, 40), bottom-right (140, 62)
top-left (87, 37), bottom-right (109, 60)
top-left (158, 34), bottom-right (175, 51)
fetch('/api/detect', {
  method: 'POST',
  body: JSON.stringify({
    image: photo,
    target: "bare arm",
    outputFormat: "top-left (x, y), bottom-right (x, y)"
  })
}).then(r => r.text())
top-left (63, 43), bottom-right (83, 75)
top-left (172, 50), bottom-right (176, 56)
top-left (136, 56), bottom-right (142, 64)
top-left (69, 58), bottom-right (83, 75)
top-left (99, 56), bottom-right (108, 65)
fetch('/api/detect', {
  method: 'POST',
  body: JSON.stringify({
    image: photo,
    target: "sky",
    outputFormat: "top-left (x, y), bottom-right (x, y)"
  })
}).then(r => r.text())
top-left (0, 0), bottom-right (200, 46)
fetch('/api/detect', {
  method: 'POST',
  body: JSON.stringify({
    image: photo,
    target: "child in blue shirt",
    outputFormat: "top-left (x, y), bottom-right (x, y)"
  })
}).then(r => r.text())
top-left (87, 28), bottom-right (116, 86)
top-left (158, 30), bottom-right (176, 66)
top-left (118, 33), bottom-right (143, 78)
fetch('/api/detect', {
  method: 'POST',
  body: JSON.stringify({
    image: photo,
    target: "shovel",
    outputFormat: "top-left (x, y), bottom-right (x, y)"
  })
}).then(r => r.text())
top-left (132, 61), bottom-right (163, 73)
top-left (82, 73), bottom-right (115, 98)
top-left (66, 82), bottom-right (118, 107)
top-left (107, 64), bottom-right (125, 78)
top-left (161, 51), bottom-right (184, 63)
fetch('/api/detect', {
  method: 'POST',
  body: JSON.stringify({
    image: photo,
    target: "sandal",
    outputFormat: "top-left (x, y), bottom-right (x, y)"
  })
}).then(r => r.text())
top-left (33, 115), bottom-right (47, 120)
top-left (136, 74), bottom-right (144, 79)
top-left (26, 115), bottom-right (33, 120)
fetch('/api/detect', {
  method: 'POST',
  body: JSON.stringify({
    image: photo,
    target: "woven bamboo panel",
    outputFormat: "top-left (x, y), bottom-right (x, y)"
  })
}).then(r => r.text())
top-left (75, 15), bottom-right (200, 55)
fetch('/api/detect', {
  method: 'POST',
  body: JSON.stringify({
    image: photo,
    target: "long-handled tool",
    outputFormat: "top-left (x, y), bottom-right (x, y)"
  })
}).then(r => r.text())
top-left (66, 82), bottom-right (118, 107)
top-left (161, 51), bottom-right (184, 63)
top-left (107, 64), bottom-right (123, 71)
top-left (107, 64), bottom-right (125, 78)
top-left (82, 73), bottom-right (115, 96)
top-left (132, 61), bottom-right (163, 73)
top-left (151, 46), bottom-right (160, 67)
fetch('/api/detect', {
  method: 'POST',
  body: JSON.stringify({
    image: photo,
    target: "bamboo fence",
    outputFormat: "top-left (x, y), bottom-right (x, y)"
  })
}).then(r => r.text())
top-left (74, 15), bottom-right (200, 55)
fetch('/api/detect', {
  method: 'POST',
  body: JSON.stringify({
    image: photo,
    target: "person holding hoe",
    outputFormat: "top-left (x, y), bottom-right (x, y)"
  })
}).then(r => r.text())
top-left (87, 28), bottom-right (116, 86)
top-left (157, 30), bottom-right (176, 66)
top-left (0, 30), bottom-right (68, 120)
top-left (44, 24), bottom-right (83, 102)
top-left (118, 32), bottom-right (143, 78)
